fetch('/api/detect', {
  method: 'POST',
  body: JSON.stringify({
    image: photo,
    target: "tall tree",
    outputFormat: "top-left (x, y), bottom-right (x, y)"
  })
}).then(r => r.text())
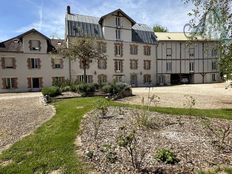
top-left (183, 0), bottom-right (232, 79)
top-left (153, 24), bottom-right (168, 32)
top-left (52, 38), bottom-right (106, 83)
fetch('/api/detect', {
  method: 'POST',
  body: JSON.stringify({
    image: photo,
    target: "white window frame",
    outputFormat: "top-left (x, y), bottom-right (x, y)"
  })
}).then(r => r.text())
top-left (5, 78), bottom-right (17, 89)
top-left (116, 17), bottom-right (121, 27)
top-left (189, 62), bottom-right (194, 72)
top-left (166, 62), bottom-right (172, 72)
top-left (114, 60), bottom-right (123, 73)
top-left (130, 59), bottom-right (138, 70)
top-left (144, 46), bottom-right (151, 56)
top-left (115, 44), bottom-right (122, 56)
top-left (130, 45), bottom-right (138, 55)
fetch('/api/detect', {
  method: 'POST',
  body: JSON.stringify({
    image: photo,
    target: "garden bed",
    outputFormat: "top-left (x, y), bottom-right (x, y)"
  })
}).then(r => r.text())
top-left (79, 107), bottom-right (232, 174)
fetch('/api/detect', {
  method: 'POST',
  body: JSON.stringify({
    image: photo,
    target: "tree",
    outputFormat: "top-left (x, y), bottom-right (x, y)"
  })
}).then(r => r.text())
top-left (183, 0), bottom-right (232, 80)
top-left (153, 24), bottom-right (168, 32)
top-left (52, 38), bottom-right (106, 83)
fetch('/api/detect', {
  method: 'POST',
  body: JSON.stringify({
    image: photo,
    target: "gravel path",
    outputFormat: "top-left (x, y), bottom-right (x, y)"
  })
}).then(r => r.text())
top-left (0, 93), bottom-right (55, 152)
top-left (119, 82), bottom-right (232, 109)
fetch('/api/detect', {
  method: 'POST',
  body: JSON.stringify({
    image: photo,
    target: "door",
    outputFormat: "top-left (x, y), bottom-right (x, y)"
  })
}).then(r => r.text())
top-left (32, 78), bottom-right (40, 88)
top-left (130, 74), bottom-right (138, 86)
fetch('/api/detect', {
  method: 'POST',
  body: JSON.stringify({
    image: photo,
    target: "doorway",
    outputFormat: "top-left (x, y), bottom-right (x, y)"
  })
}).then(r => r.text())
top-left (32, 78), bottom-right (40, 88)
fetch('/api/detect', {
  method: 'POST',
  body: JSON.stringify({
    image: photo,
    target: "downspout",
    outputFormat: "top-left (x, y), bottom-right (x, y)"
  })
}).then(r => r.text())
top-left (202, 42), bottom-right (205, 83)
top-left (180, 42), bottom-right (182, 83)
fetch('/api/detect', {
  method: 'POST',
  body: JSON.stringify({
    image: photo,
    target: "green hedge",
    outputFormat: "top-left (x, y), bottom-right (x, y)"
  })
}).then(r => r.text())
top-left (41, 86), bottom-right (61, 97)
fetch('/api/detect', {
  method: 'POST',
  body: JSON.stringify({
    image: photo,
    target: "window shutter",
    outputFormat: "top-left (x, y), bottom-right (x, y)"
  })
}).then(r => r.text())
top-left (13, 58), bottom-right (16, 69)
top-left (121, 60), bottom-right (123, 72)
top-left (121, 44), bottom-right (123, 57)
top-left (12, 78), bottom-right (18, 88)
top-left (27, 78), bottom-right (31, 88)
top-left (2, 78), bottom-right (6, 89)
top-left (38, 41), bottom-right (41, 51)
top-left (1, 57), bottom-right (5, 69)
top-left (38, 59), bottom-right (41, 69)
top-left (60, 59), bottom-right (64, 69)
top-left (27, 58), bottom-right (31, 69)
top-left (29, 40), bottom-right (32, 50)
top-left (114, 44), bottom-right (117, 56)
top-left (51, 59), bottom-right (55, 69)
top-left (39, 77), bottom-right (43, 88)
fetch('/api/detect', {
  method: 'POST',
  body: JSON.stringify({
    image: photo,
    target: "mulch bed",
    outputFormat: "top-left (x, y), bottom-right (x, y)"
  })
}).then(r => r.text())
top-left (79, 107), bottom-right (232, 174)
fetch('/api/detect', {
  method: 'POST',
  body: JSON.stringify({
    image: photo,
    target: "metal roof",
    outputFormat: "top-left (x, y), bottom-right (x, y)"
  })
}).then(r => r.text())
top-left (66, 12), bottom-right (157, 44)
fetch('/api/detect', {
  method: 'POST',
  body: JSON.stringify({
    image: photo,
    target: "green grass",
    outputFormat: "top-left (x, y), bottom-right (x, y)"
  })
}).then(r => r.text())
top-left (0, 97), bottom-right (232, 174)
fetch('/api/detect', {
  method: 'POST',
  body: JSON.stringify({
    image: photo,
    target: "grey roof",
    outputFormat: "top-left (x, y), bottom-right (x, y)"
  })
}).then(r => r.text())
top-left (0, 29), bottom-right (55, 52)
top-left (66, 11), bottom-right (157, 44)
top-left (99, 9), bottom-right (136, 25)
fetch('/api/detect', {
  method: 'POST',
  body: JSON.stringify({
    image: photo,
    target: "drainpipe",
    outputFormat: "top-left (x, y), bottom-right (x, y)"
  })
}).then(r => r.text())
top-left (179, 42), bottom-right (182, 83)
top-left (202, 42), bottom-right (205, 83)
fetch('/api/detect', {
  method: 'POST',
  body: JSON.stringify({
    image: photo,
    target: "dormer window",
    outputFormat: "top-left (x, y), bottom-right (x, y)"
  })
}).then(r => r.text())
top-left (116, 17), bottom-right (121, 27)
top-left (29, 40), bottom-right (41, 51)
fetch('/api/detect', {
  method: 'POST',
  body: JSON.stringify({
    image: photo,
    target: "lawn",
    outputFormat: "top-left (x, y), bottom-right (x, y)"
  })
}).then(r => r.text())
top-left (0, 97), bottom-right (232, 174)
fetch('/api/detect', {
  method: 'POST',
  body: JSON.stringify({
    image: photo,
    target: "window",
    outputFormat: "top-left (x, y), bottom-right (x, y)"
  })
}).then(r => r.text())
top-left (52, 77), bottom-right (64, 85)
top-left (116, 17), bottom-right (121, 27)
top-left (212, 74), bottom-right (216, 81)
top-left (80, 59), bottom-right (90, 69)
top-left (2, 78), bottom-right (17, 89)
top-left (189, 48), bottom-right (195, 57)
top-left (212, 61), bottom-right (217, 70)
top-left (159, 75), bottom-right (165, 84)
top-left (29, 40), bottom-right (41, 51)
top-left (189, 62), bottom-right (194, 72)
top-left (166, 62), bottom-right (172, 71)
top-left (98, 42), bottom-right (107, 53)
top-left (77, 75), bottom-right (93, 83)
top-left (130, 74), bottom-right (138, 86)
top-left (52, 59), bottom-right (63, 69)
top-left (130, 45), bottom-right (138, 55)
top-left (1, 57), bottom-right (15, 69)
top-left (144, 60), bottom-right (151, 70)
top-left (114, 75), bottom-right (123, 82)
top-left (144, 46), bottom-right (151, 56)
top-left (144, 74), bottom-right (151, 84)
top-left (114, 59), bottom-right (123, 73)
top-left (98, 59), bottom-right (107, 69)
top-left (166, 48), bottom-right (172, 57)
top-left (130, 59), bottom-right (138, 70)
top-left (98, 74), bottom-right (107, 83)
top-left (115, 43), bottom-right (123, 57)
top-left (116, 29), bottom-right (121, 40)
top-left (28, 58), bottom-right (40, 69)
top-left (211, 48), bottom-right (218, 57)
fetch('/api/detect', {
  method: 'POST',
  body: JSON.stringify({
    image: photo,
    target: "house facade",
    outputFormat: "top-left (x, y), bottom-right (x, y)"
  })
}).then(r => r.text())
top-left (0, 29), bottom-right (69, 92)
top-left (0, 7), bottom-right (221, 92)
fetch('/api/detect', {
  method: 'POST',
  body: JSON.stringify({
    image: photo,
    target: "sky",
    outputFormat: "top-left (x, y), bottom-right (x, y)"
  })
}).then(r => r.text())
top-left (0, 0), bottom-right (193, 41)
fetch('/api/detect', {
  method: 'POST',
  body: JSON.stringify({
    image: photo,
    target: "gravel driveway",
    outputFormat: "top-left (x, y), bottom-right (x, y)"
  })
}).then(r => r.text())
top-left (120, 82), bottom-right (232, 109)
top-left (0, 92), bottom-right (55, 152)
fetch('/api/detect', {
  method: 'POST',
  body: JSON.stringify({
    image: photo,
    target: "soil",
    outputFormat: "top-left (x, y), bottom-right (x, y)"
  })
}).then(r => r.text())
top-left (79, 107), bottom-right (232, 174)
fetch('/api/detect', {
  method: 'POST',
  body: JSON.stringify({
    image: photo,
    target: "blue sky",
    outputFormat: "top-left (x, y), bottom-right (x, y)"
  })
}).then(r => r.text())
top-left (0, 0), bottom-right (193, 41)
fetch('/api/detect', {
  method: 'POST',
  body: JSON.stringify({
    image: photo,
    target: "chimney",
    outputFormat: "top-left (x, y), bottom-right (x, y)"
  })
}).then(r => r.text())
top-left (67, 6), bottom-right (71, 14)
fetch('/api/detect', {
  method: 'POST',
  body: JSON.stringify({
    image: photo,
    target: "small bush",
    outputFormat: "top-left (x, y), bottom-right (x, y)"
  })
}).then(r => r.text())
top-left (41, 86), bottom-right (61, 97)
top-left (155, 148), bottom-right (179, 164)
top-left (101, 84), bottom-right (113, 94)
top-left (61, 85), bottom-right (71, 92)
top-left (101, 82), bottom-right (132, 98)
top-left (76, 83), bottom-right (96, 97)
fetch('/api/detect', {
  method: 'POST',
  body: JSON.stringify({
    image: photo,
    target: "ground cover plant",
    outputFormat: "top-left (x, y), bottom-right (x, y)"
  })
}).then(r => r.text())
top-left (0, 97), bottom-right (232, 174)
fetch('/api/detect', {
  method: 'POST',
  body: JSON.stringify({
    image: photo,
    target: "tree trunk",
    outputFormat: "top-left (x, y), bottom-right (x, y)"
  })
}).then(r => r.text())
top-left (83, 59), bottom-right (87, 83)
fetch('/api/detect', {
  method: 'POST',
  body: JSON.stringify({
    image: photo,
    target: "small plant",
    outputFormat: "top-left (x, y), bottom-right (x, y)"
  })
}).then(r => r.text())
top-left (155, 148), bottom-right (179, 164)
top-left (97, 100), bottom-right (109, 118)
top-left (183, 95), bottom-right (196, 109)
top-left (86, 150), bottom-right (94, 159)
top-left (148, 94), bottom-right (160, 107)
top-left (41, 86), bottom-right (61, 97)
top-left (92, 114), bottom-right (102, 139)
top-left (101, 144), bottom-right (118, 163)
top-left (116, 127), bottom-right (146, 171)
top-left (76, 83), bottom-right (96, 97)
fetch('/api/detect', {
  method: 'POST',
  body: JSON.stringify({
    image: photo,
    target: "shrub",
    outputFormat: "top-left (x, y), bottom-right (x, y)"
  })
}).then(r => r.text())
top-left (101, 82), bottom-right (132, 98)
top-left (76, 83), bottom-right (96, 97)
top-left (41, 86), bottom-right (61, 97)
top-left (101, 84), bottom-right (113, 94)
top-left (155, 148), bottom-right (179, 164)
top-left (61, 85), bottom-right (71, 92)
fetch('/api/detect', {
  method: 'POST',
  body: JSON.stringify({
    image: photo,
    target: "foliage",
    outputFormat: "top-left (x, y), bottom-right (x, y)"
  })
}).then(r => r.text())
top-left (153, 24), bottom-right (168, 32)
top-left (116, 127), bottom-right (146, 171)
top-left (183, 95), bottom-right (196, 113)
top-left (101, 144), bottom-right (118, 163)
top-left (76, 83), bottom-right (96, 97)
top-left (86, 150), bottom-right (94, 159)
top-left (155, 148), bottom-right (179, 164)
top-left (92, 114), bottom-right (102, 140)
top-left (52, 37), bottom-right (106, 83)
top-left (41, 86), bottom-right (61, 97)
top-left (183, 0), bottom-right (232, 79)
